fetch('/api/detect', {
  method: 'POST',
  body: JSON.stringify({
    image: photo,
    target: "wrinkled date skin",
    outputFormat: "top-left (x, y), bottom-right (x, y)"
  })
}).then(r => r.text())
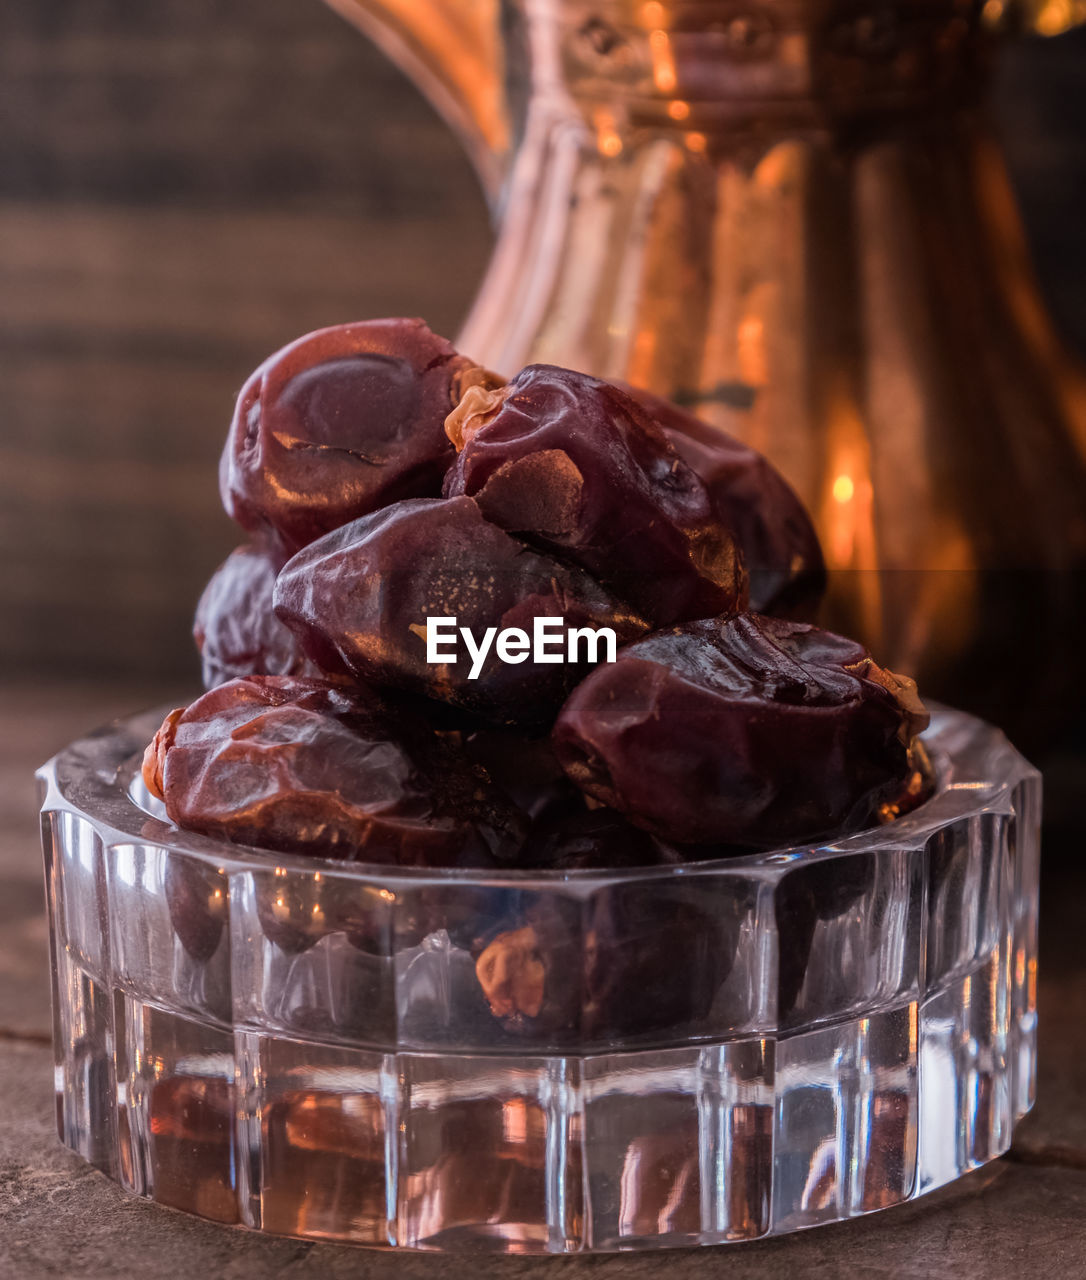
top-left (194, 542), bottom-right (324, 689)
top-left (168, 317), bottom-right (932, 913)
top-left (273, 496), bottom-right (648, 725)
top-left (220, 318), bottom-right (489, 553)
top-left (623, 386), bottom-right (826, 621)
top-left (142, 675), bottom-right (525, 866)
top-left (552, 613), bottom-right (929, 848)
top-left (443, 365), bottom-right (745, 626)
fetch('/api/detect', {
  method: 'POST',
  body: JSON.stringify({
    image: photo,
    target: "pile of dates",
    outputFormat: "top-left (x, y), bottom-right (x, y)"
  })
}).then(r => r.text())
top-left (144, 319), bottom-right (932, 1032)
top-left (148, 316), bottom-right (931, 862)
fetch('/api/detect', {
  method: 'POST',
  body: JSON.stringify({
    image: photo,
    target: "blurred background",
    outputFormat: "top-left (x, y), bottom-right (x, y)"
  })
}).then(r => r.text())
top-left (1, 0), bottom-right (495, 687)
top-left (1, 0), bottom-right (1084, 695)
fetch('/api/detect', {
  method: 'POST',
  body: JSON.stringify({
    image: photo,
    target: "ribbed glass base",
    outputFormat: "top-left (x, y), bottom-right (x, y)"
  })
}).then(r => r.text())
top-left (39, 705), bottom-right (1039, 1252)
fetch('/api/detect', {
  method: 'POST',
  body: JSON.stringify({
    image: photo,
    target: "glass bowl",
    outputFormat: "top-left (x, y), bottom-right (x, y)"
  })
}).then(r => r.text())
top-left (38, 704), bottom-right (1040, 1253)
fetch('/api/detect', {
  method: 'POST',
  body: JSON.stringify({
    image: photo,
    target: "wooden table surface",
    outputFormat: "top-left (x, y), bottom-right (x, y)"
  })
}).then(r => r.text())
top-left (2, 681), bottom-right (1085, 1279)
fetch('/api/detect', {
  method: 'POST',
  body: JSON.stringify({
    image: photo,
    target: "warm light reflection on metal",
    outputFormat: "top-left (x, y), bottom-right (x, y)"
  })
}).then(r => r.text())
top-left (753, 141), bottom-right (796, 189)
top-left (822, 394), bottom-right (884, 647)
top-left (649, 29), bottom-right (677, 93)
top-left (1032, 0), bottom-right (1083, 32)
top-left (833, 474), bottom-right (855, 504)
top-left (595, 110), bottom-right (624, 157)
top-left (737, 315), bottom-right (766, 385)
top-left (823, 405), bottom-right (875, 571)
top-left (430, 0), bottom-right (1086, 721)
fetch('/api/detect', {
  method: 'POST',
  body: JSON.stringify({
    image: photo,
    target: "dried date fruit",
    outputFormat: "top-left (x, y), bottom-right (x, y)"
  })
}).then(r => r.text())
top-left (552, 613), bottom-right (929, 847)
top-left (471, 876), bottom-right (744, 1042)
top-left (251, 873), bottom-right (397, 957)
top-left (164, 855), bottom-right (228, 963)
top-left (253, 872), bottom-right (329, 955)
top-left (622, 386), bottom-right (826, 620)
top-left (273, 496), bottom-right (648, 725)
top-left (519, 808), bottom-right (678, 871)
top-left (463, 728), bottom-right (583, 825)
top-left (472, 902), bottom-right (581, 1037)
top-left (443, 365), bottom-right (745, 626)
top-left (220, 319), bottom-right (493, 552)
top-left (142, 675), bottom-right (526, 866)
top-left (248, 870), bottom-right (483, 959)
top-left (194, 542), bottom-right (325, 689)
top-left (774, 856), bottom-right (877, 1020)
top-left (143, 706), bottom-right (183, 799)
top-left (581, 879), bottom-right (745, 1040)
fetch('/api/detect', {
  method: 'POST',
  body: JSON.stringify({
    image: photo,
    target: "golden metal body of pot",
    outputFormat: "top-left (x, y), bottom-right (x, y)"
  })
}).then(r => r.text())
top-left (325, 0), bottom-right (1086, 739)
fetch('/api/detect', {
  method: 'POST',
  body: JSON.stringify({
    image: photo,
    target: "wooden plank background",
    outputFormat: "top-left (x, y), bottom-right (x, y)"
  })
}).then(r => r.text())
top-left (1, 1), bottom-right (1084, 683)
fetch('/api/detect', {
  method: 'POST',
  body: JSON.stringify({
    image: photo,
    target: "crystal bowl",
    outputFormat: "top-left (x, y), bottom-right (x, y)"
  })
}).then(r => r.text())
top-left (37, 704), bottom-right (1040, 1253)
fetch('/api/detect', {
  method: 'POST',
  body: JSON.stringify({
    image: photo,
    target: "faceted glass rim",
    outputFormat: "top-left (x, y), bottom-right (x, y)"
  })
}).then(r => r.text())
top-left (40, 696), bottom-right (1043, 1250)
top-left (37, 700), bottom-right (1036, 887)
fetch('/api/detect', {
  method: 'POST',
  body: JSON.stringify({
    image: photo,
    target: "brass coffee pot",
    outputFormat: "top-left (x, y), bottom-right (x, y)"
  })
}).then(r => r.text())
top-left (324, 0), bottom-right (1086, 740)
